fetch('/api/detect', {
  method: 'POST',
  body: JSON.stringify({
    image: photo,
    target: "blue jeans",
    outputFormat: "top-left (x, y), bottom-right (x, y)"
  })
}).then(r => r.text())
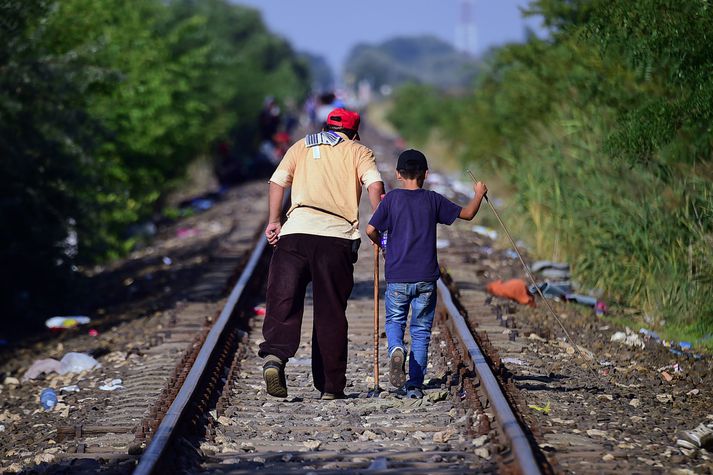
top-left (384, 281), bottom-right (437, 389)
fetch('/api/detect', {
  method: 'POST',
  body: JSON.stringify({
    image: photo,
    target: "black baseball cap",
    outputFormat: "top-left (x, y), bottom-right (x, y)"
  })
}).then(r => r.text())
top-left (396, 149), bottom-right (428, 171)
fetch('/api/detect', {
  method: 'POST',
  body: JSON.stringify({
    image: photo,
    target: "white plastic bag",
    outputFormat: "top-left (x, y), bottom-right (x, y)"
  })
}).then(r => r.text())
top-left (58, 352), bottom-right (101, 374)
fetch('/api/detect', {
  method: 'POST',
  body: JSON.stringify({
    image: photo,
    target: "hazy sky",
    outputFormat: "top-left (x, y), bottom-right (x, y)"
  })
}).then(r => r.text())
top-left (232, 0), bottom-right (547, 76)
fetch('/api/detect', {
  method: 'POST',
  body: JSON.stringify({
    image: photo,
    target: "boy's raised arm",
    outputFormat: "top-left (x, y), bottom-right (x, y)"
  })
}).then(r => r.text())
top-left (458, 181), bottom-right (488, 220)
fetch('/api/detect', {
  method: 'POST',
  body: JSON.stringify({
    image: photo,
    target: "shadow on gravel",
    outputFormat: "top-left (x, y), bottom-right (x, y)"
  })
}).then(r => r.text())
top-left (454, 280), bottom-right (486, 292)
top-left (0, 182), bottom-right (268, 364)
top-left (350, 279), bottom-right (377, 300)
top-left (514, 381), bottom-right (598, 393)
top-left (0, 235), bottom-right (231, 358)
top-left (509, 373), bottom-right (605, 393)
top-left (511, 373), bottom-right (568, 384)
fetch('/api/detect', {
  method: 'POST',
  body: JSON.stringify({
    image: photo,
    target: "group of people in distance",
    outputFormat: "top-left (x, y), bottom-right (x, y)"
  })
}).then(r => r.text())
top-left (258, 107), bottom-right (487, 400)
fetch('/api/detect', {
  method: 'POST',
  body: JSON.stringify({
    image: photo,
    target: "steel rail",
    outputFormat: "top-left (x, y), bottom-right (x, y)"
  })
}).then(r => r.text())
top-left (437, 278), bottom-right (542, 475)
top-left (133, 232), bottom-right (269, 475)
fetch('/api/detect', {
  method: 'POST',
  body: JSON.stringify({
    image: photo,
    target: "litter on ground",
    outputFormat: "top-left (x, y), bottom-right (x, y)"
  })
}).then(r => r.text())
top-left (486, 279), bottom-right (535, 306)
top-left (610, 328), bottom-right (645, 349)
top-left (99, 378), bottom-right (124, 391)
top-left (528, 401), bottom-right (551, 415)
top-left (45, 316), bottom-right (91, 330)
top-left (471, 225), bottom-right (497, 240)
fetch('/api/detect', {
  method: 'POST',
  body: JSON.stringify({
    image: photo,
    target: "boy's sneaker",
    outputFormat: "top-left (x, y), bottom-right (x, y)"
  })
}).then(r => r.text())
top-left (677, 423), bottom-right (713, 450)
top-left (262, 356), bottom-right (287, 398)
top-left (405, 386), bottom-right (424, 399)
top-left (389, 348), bottom-right (406, 388)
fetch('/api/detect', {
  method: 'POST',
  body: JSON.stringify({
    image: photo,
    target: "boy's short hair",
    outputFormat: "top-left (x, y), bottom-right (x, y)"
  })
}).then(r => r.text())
top-left (396, 149), bottom-right (428, 180)
top-left (397, 168), bottom-right (427, 180)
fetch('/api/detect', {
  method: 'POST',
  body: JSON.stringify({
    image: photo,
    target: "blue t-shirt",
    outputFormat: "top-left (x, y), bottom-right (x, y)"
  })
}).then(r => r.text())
top-left (368, 188), bottom-right (462, 283)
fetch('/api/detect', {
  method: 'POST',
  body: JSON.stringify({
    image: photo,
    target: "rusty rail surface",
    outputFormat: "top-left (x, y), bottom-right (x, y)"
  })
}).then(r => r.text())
top-left (133, 231), bottom-right (269, 475)
top-left (437, 278), bottom-right (543, 475)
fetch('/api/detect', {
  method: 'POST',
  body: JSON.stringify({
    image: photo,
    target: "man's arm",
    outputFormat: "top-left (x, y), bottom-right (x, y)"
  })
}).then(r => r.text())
top-left (458, 181), bottom-right (488, 220)
top-left (265, 182), bottom-right (286, 246)
top-left (367, 181), bottom-right (385, 212)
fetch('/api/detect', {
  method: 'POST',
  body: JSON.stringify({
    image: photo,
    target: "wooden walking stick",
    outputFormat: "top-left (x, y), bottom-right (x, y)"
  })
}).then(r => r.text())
top-left (368, 244), bottom-right (382, 397)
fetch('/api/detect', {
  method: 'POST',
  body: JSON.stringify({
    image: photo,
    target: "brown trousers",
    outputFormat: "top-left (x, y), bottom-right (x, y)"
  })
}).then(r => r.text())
top-left (258, 234), bottom-right (355, 394)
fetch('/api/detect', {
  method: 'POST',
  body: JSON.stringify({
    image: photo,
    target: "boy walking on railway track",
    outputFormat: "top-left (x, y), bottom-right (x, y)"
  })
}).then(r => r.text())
top-left (259, 108), bottom-right (384, 400)
top-left (366, 149), bottom-right (487, 398)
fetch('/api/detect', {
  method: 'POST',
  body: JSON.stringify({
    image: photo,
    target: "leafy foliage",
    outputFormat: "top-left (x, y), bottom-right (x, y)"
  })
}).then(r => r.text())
top-left (1, 0), bottom-right (310, 332)
top-left (387, 0), bottom-right (713, 346)
top-left (386, 84), bottom-right (450, 147)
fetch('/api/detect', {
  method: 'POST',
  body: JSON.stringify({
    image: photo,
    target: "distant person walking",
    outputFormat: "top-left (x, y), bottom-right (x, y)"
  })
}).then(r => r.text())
top-left (259, 108), bottom-right (385, 400)
top-left (258, 96), bottom-right (281, 142)
top-left (315, 92), bottom-right (343, 129)
top-left (366, 149), bottom-right (487, 398)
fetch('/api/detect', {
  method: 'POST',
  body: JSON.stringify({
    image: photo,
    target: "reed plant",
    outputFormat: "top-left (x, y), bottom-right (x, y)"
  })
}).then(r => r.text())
top-left (503, 106), bottom-right (713, 348)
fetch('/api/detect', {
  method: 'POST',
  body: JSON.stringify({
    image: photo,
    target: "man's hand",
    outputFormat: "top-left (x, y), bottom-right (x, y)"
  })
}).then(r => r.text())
top-left (265, 222), bottom-right (281, 246)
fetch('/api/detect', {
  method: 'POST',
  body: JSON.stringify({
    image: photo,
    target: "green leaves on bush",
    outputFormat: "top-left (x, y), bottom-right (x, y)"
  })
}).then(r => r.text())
top-left (1, 0), bottom-right (310, 329)
top-left (388, 0), bottom-right (713, 345)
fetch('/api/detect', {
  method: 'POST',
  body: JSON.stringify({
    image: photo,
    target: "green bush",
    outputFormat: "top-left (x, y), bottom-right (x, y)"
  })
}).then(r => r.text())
top-left (1, 0), bottom-right (310, 333)
top-left (508, 107), bottom-right (712, 339)
top-left (387, 0), bottom-right (713, 347)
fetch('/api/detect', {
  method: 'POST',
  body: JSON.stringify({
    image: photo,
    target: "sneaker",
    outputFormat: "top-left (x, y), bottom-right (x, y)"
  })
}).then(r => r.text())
top-left (677, 423), bottom-right (713, 450)
top-left (405, 387), bottom-right (424, 399)
top-left (320, 392), bottom-right (345, 400)
top-left (389, 348), bottom-right (406, 388)
top-left (262, 358), bottom-right (287, 398)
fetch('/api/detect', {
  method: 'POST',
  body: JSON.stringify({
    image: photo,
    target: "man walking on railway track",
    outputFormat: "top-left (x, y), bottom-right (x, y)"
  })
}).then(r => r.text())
top-left (259, 108), bottom-right (385, 400)
top-left (366, 149), bottom-right (487, 398)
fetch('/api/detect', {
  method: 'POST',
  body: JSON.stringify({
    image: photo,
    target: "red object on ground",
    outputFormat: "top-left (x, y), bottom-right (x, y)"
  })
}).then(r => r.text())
top-left (88, 329), bottom-right (99, 337)
top-left (486, 279), bottom-right (535, 306)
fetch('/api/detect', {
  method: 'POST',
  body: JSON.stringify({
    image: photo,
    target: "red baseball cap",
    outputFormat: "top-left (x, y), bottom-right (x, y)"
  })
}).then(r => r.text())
top-left (326, 108), bottom-right (361, 140)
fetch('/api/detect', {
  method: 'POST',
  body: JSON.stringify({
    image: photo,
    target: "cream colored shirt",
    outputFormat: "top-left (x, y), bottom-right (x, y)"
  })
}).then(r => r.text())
top-left (269, 131), bottom-right (382, 240)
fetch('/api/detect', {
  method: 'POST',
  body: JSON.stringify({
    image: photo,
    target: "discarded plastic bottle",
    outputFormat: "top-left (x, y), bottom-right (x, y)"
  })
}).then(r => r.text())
top-left (40, 388), bottom-right (57, 411)
top-left (380, 231), bottom-right (388, 250)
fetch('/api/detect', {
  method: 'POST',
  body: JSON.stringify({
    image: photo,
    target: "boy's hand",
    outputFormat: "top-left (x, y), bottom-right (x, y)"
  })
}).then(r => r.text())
top-left (475, 181), bottom-right (488, 197)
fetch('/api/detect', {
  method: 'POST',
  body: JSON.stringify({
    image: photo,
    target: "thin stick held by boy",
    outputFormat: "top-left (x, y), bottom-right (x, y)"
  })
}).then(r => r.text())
top-left (366, 149), bottom-right (487, 398)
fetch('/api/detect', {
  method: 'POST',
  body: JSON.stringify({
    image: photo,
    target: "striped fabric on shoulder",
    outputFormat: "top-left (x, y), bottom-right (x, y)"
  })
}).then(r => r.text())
top-left (304, 131), bottom-right (343, 148)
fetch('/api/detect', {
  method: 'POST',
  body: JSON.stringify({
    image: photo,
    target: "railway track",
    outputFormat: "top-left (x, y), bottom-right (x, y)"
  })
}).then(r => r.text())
top-left (129, 175), bottom-right (554, 474)
top-left (4, 122), bottom-right (709, 475)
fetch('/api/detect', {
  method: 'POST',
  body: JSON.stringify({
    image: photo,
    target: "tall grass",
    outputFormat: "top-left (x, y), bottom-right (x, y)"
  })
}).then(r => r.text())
top-left (500, 106), bottom-right (713, 345)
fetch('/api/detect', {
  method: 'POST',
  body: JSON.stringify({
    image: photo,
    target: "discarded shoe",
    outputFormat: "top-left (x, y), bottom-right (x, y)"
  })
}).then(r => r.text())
top-left (389, 348), bottom-right (406, 388)
top-left (677, 423), bottom-right (713, 450)
top-left (262, 358), bottom-right (287, 398)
